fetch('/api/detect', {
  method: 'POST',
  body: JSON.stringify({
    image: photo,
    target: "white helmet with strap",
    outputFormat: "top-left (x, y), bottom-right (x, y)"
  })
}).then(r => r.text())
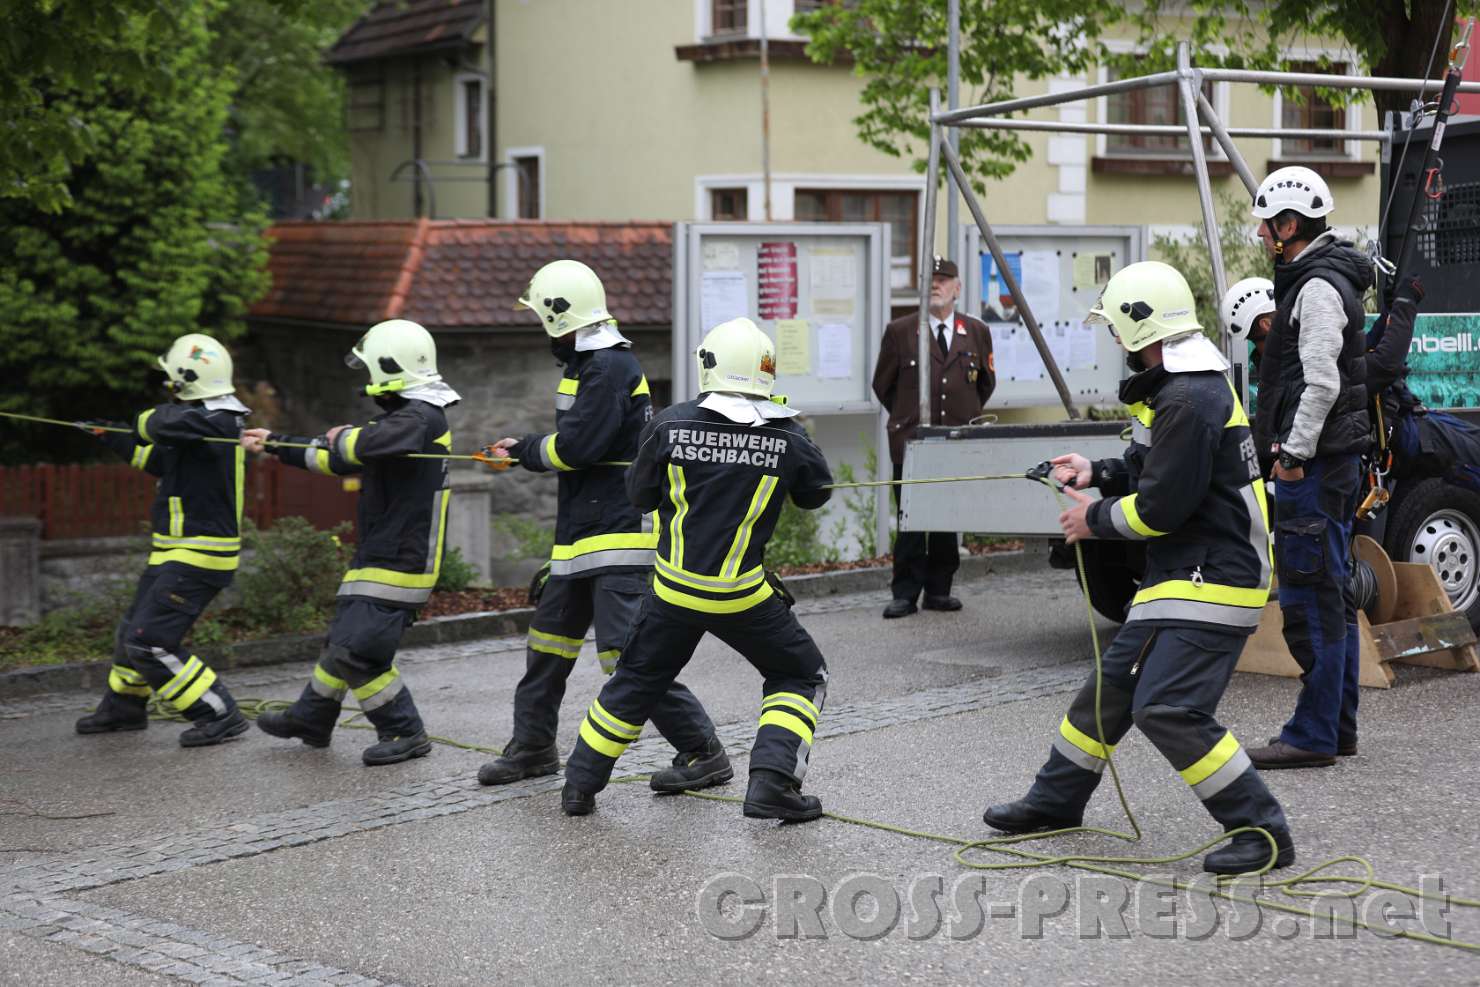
top-left (1085, 261), bottom-right (1203, 352)
top-left (1220, 277), bottom-right (1276, 342)
top-left (346, 319), bottom-right (441, 396)
top-left (158, 333), bottom-right (235, 401)
top-left (1251, 165), bottom-right (1333, 219)
top-left (697, 317), bottom-right (776, 398)
top-left (516, 259), bottom-right (614, 337)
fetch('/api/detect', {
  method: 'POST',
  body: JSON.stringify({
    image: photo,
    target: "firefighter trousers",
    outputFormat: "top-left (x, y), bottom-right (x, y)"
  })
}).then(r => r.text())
top-left (98, 564), bottom-right (239, 723)
top-left (287, 597), bottom-right (425, 739)
top-left (512, 571), bottom-right (712, 751)
top-left (1024, 622), bottom-right (1288, 834)
top-left (1275, 454), bottom-right (1361, 755)
top-left (564, 592), bottom-right (827, 795)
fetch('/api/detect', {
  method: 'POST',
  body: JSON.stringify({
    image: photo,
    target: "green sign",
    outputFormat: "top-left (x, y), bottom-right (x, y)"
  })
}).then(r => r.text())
top-left (1398, 314), bottom-right (1480, 409)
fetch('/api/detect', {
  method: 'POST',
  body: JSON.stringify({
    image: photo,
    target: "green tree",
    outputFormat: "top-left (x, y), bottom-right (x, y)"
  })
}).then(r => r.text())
top-left (0, 0), bottom-right (269, 458)
top-left (793, 0), bottom-right (1475, 186)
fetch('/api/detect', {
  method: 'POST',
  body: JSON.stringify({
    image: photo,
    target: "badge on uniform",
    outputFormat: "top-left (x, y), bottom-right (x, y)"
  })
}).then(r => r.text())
top-left (955, 318), bottom-right (966, 335)
top-left (967, 368), bottom-right (979, 384)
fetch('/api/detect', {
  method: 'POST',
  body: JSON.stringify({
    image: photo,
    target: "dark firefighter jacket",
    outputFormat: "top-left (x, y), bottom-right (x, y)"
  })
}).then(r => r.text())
top-left (270, 397), bottom-right (451, 609)
top-left (102, 402), bottom-right (248, 582)
top-left (1085, 366), bottom-right (1272, 634)
top-left (627, 397), bottom-right (833, 614)
top-left (510, 345), bottom-right (656, 578)
top-left (873, 310), bottom-right (996, 464)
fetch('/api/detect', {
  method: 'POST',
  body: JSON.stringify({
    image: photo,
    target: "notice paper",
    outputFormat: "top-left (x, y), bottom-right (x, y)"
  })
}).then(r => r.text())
top-left (1020, 250), bottom-right (1062, 327)
top-left (1071, 322), bottom-right (1099, 369)
top-left (816, 323), bottom-right (853, 379)
top-left (703, 242), bottom-right (741, 271)
top-left (775, 319), bottom-right (812, 376)
top-left (701, 271), bottom-right (749, 331)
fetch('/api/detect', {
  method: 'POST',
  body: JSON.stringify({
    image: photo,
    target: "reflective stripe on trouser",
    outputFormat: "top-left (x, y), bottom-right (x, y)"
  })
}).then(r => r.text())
top-left (1024, 622), bottom-right (1286, 834)
top-left (511, 572), bottom-right (706, 749)
top-left (1275, 454), bottom-right (1361, 755)
top-left (114, 565), bottom-right (234, 722)
top-left (564, 592), bottom-right (825, 795)
top-left (287, 597), bottom-right (423, 738)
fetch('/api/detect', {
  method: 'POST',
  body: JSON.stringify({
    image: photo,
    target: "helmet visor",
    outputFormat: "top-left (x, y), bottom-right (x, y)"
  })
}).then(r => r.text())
top-left (345, 333), bottom-right (368, 370)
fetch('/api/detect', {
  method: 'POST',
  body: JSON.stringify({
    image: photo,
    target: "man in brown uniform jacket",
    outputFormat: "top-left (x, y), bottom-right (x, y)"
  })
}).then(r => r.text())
top-left (872, 256), bottom-right (996, 619)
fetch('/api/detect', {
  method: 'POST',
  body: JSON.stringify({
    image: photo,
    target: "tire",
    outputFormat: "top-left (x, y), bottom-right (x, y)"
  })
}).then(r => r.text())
top-left (1383, 477), bottom-right (1480, 632)
top-left (1073, 540), bottom-right (1144, 625)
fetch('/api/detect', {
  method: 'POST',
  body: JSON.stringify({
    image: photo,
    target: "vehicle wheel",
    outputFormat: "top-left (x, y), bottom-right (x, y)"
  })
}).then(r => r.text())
top-left (1384, 477), bottom-right (1480, 631)
top-left (1073, 541), bottom-right (1143, 625)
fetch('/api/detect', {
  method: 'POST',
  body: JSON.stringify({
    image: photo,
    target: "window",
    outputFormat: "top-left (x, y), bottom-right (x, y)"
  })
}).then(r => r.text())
top-left (1104, 66), bottom-right (1214, 157)
top-left (795, 188), bottom-right (918, 291)
top-left (710, 187), bottom-right (748, 220)
top-left (711, 0), bottom-right (746, 36)
top-left (514, 155), bottom-right (541, 219)
top-left (1280, 61), bottom-right (1348, 157)
top-left (454, 74), bottom-right (486, 160)
top-left (347, 75), bottom-right (385, 133)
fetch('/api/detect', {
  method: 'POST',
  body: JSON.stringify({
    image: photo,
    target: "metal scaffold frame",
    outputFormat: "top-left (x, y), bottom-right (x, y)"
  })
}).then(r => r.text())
top-left (917, 40), bottom-right (1480, 423)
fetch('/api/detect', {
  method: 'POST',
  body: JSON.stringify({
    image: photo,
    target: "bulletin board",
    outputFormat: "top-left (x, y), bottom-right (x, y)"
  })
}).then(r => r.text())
top-left (672, 222), bottom-right (889, 414)
top-left (961, 225), bottom-right (1145, 409)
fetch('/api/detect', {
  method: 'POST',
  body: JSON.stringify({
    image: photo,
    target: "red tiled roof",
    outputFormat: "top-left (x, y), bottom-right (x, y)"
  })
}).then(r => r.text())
top-left (251, 220), bottom-right (674, 330)
top-left (326, 0), bottom-right (485, 66)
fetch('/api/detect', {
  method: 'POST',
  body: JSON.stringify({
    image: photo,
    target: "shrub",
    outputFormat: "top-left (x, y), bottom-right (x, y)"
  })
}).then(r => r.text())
top-left (828, 439), bottom-right (880, 560)
top-left (436, 545), bottom-right (479, 592)
top-left (492, 513), bottom-right (556, 561)
top-left (236, 516), bottom-right (353, 635)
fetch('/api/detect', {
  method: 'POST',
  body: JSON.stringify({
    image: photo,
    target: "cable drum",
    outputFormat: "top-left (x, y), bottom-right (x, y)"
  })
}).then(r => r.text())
top-left (1348, 557), bottom-right (1380, 615)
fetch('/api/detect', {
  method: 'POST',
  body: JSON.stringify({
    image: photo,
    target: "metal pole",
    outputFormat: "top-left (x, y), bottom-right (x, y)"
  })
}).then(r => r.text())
top-left (935, 71), bottom-right (1181, 122)
top-left (918, 90), bottom-right (943, 433)
top-left (940, 138), bottom-right (1080, 419)
top-left (759, 1), bottom-right (772, 221)
top-left (947, 0), bottom-right (960, 266)
top-left (951, 118), bottom-right (1389, 142)
top-left (1195, 89), bottom-right (1259, 197)
top-left (1199, 67), bottom-right (1480, 95)
top-left (1177, 45), bottom-right (1229, 356)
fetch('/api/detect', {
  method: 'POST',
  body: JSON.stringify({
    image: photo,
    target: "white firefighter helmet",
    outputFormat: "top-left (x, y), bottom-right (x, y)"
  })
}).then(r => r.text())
top-left (515, 259), bottom-right (613, 337)
top-left (345, 319), bottom-right (441, 396)
top-left (1252, 165), bottom-right (1334, 220)
top-left (1085, 261), bottom-right (1203, 353)
top-left (1220, 277), bottom-right (1276, 342)
top-left (158, 333), bottom-right (236, 401)
top-left (697, 317), bottom-right (776, 398)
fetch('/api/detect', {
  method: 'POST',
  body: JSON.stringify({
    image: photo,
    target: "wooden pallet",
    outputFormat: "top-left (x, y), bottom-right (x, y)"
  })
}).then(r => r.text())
top-left (1236, 545), bottom-right (1479, 689)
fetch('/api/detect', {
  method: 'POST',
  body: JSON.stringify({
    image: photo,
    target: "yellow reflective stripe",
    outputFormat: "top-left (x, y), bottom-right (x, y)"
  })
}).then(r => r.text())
top-left (557, 377), bottom-right (580, 395)
top-left (579, 717), bottom-right (630, 758)
top-left (434, 430), bottom-right (452, 449)
top-left (1180, 732), bottom-right (1242, 787)
top-left (721, 475), bottom-right (778, 579)
top-left (529, 624), bottom-right (582, 658)
top-left (352, 668), bottom-right (400, 701)
top-left (136, 408), bottom-right (156, 441)
top-left (148, 549), bottom-right (239, 571)
top-left (159, 657), bottom-right (203, 701)
top-left (654, 556), bottom-right (765, 593)
top-left (1127, 402), bottom-right (1154, 428)
top-left (130, 444), bottom-right (153, 470)
top-left (108, 666), bottom-right (151, 697)
top-left (1059, 716), bottom-right (1114, 760)
top-left (111, 664), bottom-right (147, 685)
top-left (314, 664), bottom-right (348, 691)
top-left (1119, 494), bottom-right (1166, 538)
top-left (1224, 377), bottom-right (1250, 428)
top-left (630, 376), bottom-right (650, 397)
top-left (152, 534), bottom-right (241, 548)
top-left (233, 444), bottom-right (245, 532)
top-left (667, 464), bottom-right (688, 568)
top-left (543, 433), bottom-right (573, 471)
top-left (341, 566), bottom-right (438, 589)
top-left (429, 486), bottom-right (450, 581)
top-left (173, 666), bottom-right (218, 711)
top-left (531, 641), bottom-right (579, 659)
top-left (758, 709), bottom-right (814, 745)
top-left (529, 628), bottom-right (584, 648)
top-left (591, 699), bottom-right (641, 739)
top-left (341, 427), bottom-right (362, 465)
top-left (168, 496), bottom-right (184, 537)
top-left (763, 691), bottom-right (820, 722)
top-left (549, 531), bottom-right (658, 561)
top-left (307, 447), bottom-right (334, 475)
top-left (652, 576), bottom-right (773, 613)
top-left (1132, 579), bottom-right (1268, 609)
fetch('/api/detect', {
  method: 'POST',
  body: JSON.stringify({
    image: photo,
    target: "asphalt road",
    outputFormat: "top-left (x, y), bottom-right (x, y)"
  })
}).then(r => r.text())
top-left (3, 559), bottom-right (1479, 985)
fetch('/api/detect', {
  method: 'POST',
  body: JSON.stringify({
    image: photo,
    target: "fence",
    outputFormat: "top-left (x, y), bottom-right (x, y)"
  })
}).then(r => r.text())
top-left (0, 457), bottom-right (359, 540)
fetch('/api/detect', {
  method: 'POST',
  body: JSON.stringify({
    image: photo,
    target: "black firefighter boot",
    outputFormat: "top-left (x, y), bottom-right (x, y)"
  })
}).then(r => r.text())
top-left (178, 683), bottom-right (249, 748)
top-left (478, 740), bottom-right (561, 786)
top-left (561, 782), bottom-right (596, 816)
top-left (1204, 827), bottom-right (1296, 875)
top-left (256, 685), bottom-right (337, 748)
top-left (650, 735), bottom-right (734, 794)
top-left (1200, 774), bottom-right (1296, 875)
top-left (743, 769), bottom-right (822, 822)
top-left (982, 799), bottom-right (1084, 835)
top-left (359, 689), bottom-right (432, 766)
top-left (76, 693), bottom-right (149, 735)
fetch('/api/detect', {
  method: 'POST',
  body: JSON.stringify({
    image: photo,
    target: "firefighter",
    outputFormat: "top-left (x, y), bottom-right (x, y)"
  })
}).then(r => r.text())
top-left (241, 319), bottom-right (455, 766)
top-left (74, 333), bottom-right (251, 747)
top-left (476, 259), bottom-right (727, 791)
top-left (983, 262), bottom-right (1294, 875)
top-left (1244, 166), bottom-right (1372, 770)
top-left (560, 317), bottom-right (834, 820)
